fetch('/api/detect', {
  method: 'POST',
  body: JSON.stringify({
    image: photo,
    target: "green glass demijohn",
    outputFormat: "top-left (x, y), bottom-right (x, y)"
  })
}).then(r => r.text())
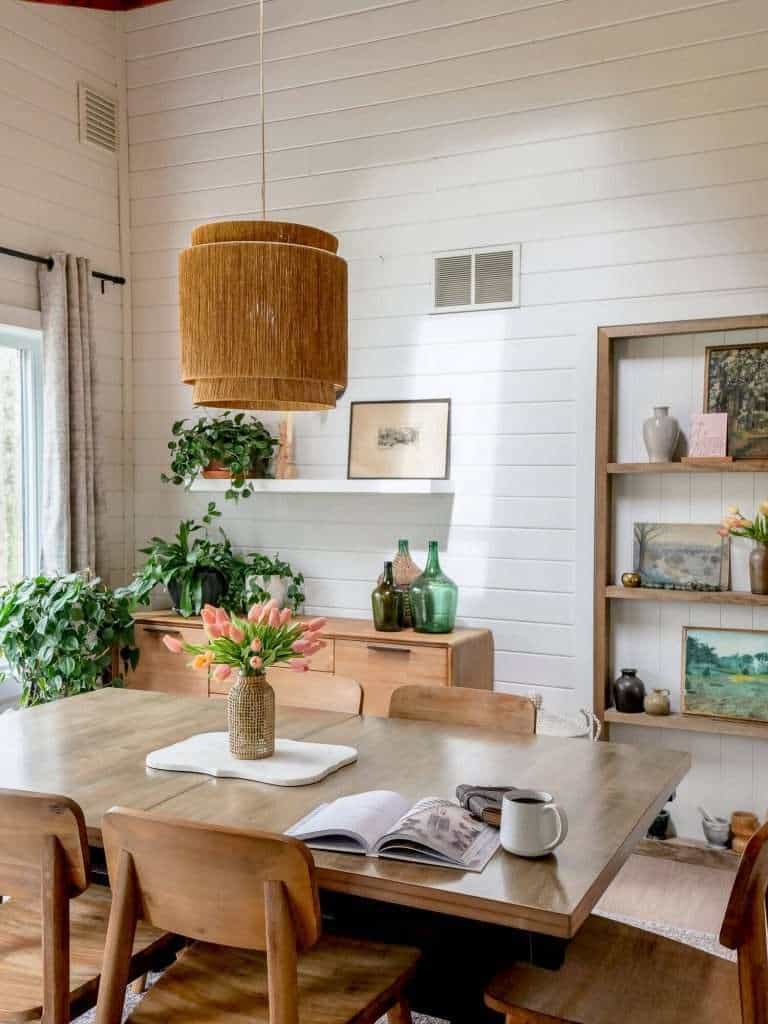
top-left (371, 561), bottom-right (402, 632)
top-left (410, 541), bottom-right (458, 633)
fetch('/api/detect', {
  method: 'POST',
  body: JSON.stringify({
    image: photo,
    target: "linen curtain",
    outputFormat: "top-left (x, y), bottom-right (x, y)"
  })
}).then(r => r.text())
top-left (38, 254), bottom-right (97, 575)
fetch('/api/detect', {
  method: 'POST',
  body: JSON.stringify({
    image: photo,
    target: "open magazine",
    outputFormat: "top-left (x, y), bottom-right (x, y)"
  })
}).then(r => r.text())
top-left (285, 790), bottom-right (499, 872)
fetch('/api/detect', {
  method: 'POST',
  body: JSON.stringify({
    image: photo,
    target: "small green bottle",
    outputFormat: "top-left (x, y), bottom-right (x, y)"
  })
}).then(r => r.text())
top-left (410, 541), bottom-right (458, 633)
top-left (372, 561), bottom-right (402, 631)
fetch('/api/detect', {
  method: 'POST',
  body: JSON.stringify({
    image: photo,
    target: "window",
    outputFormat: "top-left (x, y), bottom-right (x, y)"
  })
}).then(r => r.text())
top-left (0, 326), bottom-right (42, 585)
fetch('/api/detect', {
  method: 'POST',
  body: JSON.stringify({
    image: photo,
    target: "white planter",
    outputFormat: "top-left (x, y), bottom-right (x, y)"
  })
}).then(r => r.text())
top-left (247, 574), bottom-right (289, 609)
top-left (730, 536), bottom-right (755, 593)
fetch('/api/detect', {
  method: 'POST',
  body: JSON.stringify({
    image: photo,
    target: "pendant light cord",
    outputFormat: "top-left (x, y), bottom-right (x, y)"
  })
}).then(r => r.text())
top-left (259, 0), bottom-right (266, 219)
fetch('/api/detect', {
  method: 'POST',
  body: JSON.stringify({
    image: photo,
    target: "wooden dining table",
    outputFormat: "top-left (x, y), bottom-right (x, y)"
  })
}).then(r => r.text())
top-left (0, 689), bottom-right (690, 1021)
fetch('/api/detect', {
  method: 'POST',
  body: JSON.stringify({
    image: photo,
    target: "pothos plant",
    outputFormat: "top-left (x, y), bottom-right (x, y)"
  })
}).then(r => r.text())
top-left (0, 573), bottom-right (138, 707)
top-left (161, 412), bottom-right (279, 501)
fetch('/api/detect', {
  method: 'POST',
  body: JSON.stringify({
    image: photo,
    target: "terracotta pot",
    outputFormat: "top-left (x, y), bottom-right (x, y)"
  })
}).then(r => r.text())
top-left (201, 459), bottom-right (268, 480)
top-left (749, 544), bottom-right (768, 595)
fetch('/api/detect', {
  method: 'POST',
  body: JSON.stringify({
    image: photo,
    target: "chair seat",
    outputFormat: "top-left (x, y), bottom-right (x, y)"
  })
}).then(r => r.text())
top-left (126, 933), bottom-right (420, 1024)
top-left (0, 884), bottom-right (174, 1023)
top-left (485, 914), bottom-right (740, 1024)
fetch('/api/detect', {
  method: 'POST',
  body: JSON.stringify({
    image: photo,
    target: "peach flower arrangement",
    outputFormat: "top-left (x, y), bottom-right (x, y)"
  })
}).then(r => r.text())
top-left (719, 503), bottom-right (768, 544)
top-left (163, 599), bottom-right (326, 686)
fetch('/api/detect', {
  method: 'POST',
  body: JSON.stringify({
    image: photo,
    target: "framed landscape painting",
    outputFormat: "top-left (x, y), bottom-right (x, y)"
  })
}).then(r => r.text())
top-left (633, 523), bottom-right (728, 592)
top-left (705, 341), bottom-right (768, 458)
top-left (347, 399), bottom-right (451, 479)
top-left (682, 627), bottom-right (768, 724)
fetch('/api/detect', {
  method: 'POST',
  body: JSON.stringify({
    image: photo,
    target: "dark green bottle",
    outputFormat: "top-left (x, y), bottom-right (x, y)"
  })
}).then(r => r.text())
top-left (410, 541), bottom-right (458, 633)
top-left (372, 561), bottom-right (402, 631)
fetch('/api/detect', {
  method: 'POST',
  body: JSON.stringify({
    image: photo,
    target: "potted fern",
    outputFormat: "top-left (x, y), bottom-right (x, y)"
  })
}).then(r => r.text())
top-left (162, 412), bottom-right (279, 502)
top-left (130, 504), bottom-right (237, 617)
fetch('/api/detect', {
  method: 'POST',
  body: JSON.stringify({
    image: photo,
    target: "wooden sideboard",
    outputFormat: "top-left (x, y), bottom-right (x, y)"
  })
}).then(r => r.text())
top-left (130, 612), bottom-right (494, 715)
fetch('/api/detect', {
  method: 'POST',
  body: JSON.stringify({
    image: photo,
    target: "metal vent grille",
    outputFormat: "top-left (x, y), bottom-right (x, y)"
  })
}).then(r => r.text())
top-left (475, 249), bottom-right (516, 304)
top-left (434, 254), bottom-right (472, 308)
top-left (433, 245), bottom-right (520, 312)
top-left (78, 83), bottom-right (118, 153)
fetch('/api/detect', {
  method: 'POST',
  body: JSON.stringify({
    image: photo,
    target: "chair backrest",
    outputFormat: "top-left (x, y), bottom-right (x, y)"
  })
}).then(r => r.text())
top-left (388, 684), bottom-right (537, 735)
top-left (272, 673), bottom-right (363, 715)
top-left (98, 808), bottom-right (322, 1024)
top-left (0, 788), bottom-right (90, 1024)
top-left (720, 820), bottom-right (768, 1023)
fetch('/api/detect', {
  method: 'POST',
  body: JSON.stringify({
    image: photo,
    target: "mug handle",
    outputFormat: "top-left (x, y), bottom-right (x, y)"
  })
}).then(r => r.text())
top-left (541, 804), bottom-right (569, 852)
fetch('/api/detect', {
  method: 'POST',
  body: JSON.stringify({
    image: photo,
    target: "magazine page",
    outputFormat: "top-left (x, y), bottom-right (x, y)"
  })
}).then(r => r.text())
top-left (285, 790), bottom-right (411, 853)
top-left (374, 797), bottom-right (500, 871)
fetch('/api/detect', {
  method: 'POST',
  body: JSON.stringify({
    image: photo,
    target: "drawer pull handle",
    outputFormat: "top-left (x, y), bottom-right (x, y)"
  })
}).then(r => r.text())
top-left (366, 644), bottom-right (411, 654)
top-left (142, 626), bottom-right (184, 636)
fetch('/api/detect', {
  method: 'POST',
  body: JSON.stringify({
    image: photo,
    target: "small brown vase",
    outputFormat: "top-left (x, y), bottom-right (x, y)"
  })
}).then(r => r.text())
top-left (749, 544), bottom-right (768, 596)
top-left (227, 673), bottom-right (275, 759)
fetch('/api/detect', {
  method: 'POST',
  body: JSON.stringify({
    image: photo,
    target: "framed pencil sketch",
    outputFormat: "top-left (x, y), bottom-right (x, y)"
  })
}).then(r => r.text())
top-left (683, 626), bottom-right (768, 724)
top-left (704, 341), bottom-right (768, 458)
top-left (347, 399), bottom-right (451, 480)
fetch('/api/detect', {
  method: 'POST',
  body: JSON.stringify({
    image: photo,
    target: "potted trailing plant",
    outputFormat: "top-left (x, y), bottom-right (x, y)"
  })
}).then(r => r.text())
top-left (0, 573), bottom-right (138, 707)
top-left (162, 600), bottom-right (327, 758)
top-left (131, 503), bottom-right (238, 617)
top-left (162, 412), bottom-right (279, 501)
top-left (244, 552), bottom-right (305, 612)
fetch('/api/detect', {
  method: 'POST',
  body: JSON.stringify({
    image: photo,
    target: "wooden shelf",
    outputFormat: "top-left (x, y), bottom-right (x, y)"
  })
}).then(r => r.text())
top-left (189, 478), bottom-right (454, 495)
top-left (605, 585), bottom-right (768, 606)
top-left (608, 460), bottom-right (768, 474)
top-left (605, 708), bottom-right (768, 740)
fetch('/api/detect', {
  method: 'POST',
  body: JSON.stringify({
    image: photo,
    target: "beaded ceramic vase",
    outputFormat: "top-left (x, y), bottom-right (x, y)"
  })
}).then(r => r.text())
top-left (227, 672), bottom-right (275, 759)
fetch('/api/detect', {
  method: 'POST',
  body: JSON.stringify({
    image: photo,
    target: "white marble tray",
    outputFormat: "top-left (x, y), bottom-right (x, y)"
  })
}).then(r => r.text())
top-left (146, 732), bottom-right (358, 786)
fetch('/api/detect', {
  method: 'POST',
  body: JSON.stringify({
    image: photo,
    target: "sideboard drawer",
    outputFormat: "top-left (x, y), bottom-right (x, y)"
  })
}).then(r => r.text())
top-left (130, 623), bottom-right (208, 698)
top-left (334, 639), bottom-right (447, 716)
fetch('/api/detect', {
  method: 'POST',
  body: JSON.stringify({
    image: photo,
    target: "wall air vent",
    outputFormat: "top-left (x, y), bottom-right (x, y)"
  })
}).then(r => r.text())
top-left (78, 82), bottom-right (118, 153)
top-left (433, 244), bottom-right (520, 312)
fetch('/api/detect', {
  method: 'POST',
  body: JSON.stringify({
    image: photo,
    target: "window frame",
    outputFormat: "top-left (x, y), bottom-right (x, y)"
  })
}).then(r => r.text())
top-left (0, 322), bottom-right (43, 579)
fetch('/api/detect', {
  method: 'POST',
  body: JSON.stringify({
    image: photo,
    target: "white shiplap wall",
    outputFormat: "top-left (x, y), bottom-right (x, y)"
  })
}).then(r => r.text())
top-left (124, 0), bottom-right (768, 833)
top-left (0, 0), bottom-right (128, 585)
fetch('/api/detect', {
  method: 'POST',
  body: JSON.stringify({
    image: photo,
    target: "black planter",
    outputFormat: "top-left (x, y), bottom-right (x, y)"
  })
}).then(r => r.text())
top-left (167, 570), bottom-right (227, 615)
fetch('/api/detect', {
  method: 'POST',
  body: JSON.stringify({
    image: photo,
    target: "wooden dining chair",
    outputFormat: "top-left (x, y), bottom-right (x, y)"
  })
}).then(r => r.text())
top-left (0, 788), bottom-right (176, 1024)
top-left (388, 684), bottom-right (537, 734)
top-left (482, 824), bottom-right (768, 1024)
top-left (271, 672), bottom-right (363, 715)
top-left (95, 807), bottom-right (420, 1024)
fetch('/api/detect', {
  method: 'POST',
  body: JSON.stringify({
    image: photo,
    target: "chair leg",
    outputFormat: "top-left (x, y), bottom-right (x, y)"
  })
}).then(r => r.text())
top-left (386, 996), bottom-right (412, 1024)
top-left (130, 973), bottom-right (148, 994)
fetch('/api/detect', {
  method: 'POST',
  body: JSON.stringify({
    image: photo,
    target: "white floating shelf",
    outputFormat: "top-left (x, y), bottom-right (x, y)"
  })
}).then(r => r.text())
top-left (189, 477), bottom-right (454, 495)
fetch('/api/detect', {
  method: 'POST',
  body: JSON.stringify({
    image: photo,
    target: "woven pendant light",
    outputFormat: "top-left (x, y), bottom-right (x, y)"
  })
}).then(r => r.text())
top-left (22, 1), bottom-right (170, 10)
top-left (178, 2), bottom-right (348, 411)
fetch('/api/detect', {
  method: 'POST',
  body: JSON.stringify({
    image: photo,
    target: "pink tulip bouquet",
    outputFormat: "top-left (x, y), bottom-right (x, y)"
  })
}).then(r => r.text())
top-left (719, 503), bottom-right (768, 544)
top-left (162, 599), bottom-right (326, 688)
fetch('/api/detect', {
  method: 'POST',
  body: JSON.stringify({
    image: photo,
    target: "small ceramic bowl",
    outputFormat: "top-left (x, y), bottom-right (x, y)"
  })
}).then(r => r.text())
top-left (702, 818), bottom-right (731, 847)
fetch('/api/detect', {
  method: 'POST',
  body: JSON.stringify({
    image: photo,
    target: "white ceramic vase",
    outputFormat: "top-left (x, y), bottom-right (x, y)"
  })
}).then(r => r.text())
top-left (731, 536), bottom-right (755, 593)
top-left (642, 406), bottom-right (680, 463)
top-left (247, 573), bottom-right (289, 609)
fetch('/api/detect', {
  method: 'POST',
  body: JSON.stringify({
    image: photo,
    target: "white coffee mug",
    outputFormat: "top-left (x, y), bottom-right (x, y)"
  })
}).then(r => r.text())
top-left (500, 789), bottom-right (569, 858)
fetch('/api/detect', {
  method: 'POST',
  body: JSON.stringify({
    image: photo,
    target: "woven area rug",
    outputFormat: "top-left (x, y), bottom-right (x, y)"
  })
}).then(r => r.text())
top-left (73, 912), bottom-right (733, 1023)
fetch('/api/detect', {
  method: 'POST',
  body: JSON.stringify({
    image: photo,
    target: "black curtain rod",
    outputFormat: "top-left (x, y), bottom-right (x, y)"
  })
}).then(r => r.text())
top-left (0, 245), bottom-right (126, 290)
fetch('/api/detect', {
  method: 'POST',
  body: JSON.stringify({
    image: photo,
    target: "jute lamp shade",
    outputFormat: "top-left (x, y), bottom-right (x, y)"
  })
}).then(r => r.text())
top-left (22, 1), bottom-right (170, 9)
top-left (179, 220), bottom-right (348, 411)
